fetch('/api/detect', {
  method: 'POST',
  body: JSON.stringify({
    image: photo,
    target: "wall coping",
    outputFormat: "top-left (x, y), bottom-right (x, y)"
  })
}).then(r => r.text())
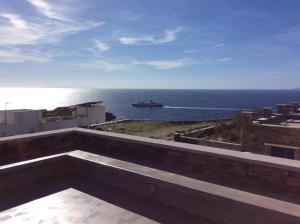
top-left (2, 127), bottom-right (300, 172)
top-left (0, 128), bottom-right (76, 143)
top-left (76, 128), bottom-right (300, 171)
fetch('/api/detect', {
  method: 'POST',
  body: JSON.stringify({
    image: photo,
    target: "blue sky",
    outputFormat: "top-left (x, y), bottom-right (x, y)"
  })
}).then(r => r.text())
top-left (0, 0), bottom-right (300, 89)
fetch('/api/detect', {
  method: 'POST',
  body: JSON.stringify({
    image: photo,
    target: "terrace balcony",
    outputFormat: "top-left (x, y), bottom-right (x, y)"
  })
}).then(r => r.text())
top-left (1, 128), bottom-right (300, 223)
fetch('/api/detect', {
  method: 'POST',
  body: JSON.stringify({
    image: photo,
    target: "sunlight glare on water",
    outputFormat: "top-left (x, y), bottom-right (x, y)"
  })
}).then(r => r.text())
top-left (0, 88), bottom-right (78, 110)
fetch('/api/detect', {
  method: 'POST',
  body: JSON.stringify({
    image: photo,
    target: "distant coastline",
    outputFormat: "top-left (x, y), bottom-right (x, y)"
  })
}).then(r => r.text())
top-left (1, 86), bottom-right (300, 91)
top-left (1, 88), bottom-right (300, 121)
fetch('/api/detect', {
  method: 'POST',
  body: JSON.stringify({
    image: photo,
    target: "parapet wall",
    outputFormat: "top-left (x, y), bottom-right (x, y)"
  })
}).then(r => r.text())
top-left (2, 128), bottom-right (300, 199)
top-left (3, 150), bottom-right (300, 224)
top-left (77, 129), bottom-right (300, 198)
top-left (0, 129), bottom-right (76, 165)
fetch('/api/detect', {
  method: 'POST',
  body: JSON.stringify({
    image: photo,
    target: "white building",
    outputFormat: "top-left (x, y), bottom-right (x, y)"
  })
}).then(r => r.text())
top-left (0, 103), bottom-right (105, 137)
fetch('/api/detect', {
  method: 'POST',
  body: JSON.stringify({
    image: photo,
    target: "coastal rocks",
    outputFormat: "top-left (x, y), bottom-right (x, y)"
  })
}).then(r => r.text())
top-left (105, 112), bottom-right (116, 122)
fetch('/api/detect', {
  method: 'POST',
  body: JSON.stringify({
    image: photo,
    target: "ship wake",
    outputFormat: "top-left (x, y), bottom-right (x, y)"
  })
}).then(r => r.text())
top-left (164, 106), bottom-right (247, 111)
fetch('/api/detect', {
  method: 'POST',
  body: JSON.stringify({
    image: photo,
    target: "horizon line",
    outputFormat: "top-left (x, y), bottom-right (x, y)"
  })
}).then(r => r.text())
top-left (0, 86), bottom-right (299, 91)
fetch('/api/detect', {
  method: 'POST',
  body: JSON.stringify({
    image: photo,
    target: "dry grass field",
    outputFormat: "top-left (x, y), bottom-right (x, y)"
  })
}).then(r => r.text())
top-left (97, 120), bottom-right (215, 140)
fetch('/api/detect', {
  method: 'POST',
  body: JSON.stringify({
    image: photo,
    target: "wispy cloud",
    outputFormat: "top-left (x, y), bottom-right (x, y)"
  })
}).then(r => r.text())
top-left (140, 58), bottom-right (193, 70)
top-left (163, 27), bottom-right (182, 43)
top-left (120, 36), bottom-right (152, 45)
top-left (232, 10), bottom-right (271, 19)
top-left (0, 13), bottom-right (27, 29)
top-left (119, 27), bottom-right (182, 45)
top-left (25, 0), bottom-right (69, 21)
top-left (184, 42), bottom-right (226, 54)
top-left (77, 58), bottom-right (134, 71)
top-left (214, 43), bottom-right (226, 48)
top-left (0, 48), bottom-right (50, 63)
top-left (0, 1), bottom-right (104, 63)
top-left (0, 14), bottom-right (103, 46)
top-left (77, 57), bottom-right (206, 71)
top-left (184, 49), bottom-right (198, 54)
top-left (125, 13), bottom-right (143, 21)
top-left (94, 39), bottom-right (110, 53)
top-left (216, 58), bottom-right (231, 62)
top-left (0, 13), bottom-right (40, 46)
top-left (118, 10), bottom-right (143, 21)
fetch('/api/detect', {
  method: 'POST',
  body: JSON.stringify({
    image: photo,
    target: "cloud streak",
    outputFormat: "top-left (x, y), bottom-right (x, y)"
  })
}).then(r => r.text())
top-left (232, 10), bottom-right (271, 19)
top-left (119, 27), bottom-right (182, 45)
top-left (0, 48), bottom-right (50, 63)
top-left (0, 1), bottom-right (104, 63)
top-left (77, 58), bottom-right (134, 71)
top-left (216, 58), bottom-right (231, 62)
top-left (26, 0), bottom-right (69, 21)
top-left (0, 14), bottom-right (103, 46)
top-left (118, 10), bottom-right (143, 21)
top-left (140, 58), bottom-right (193, 70)
top-left (77, 57), bottom-right (206, 71)
top-left (94, 39), bottom-right (110, 53)
top-left (0, 13), bottom-right (27, 29)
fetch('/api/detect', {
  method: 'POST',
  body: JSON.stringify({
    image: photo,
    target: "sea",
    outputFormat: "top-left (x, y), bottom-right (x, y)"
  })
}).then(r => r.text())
top-left (1, 88), bottom-right (300, 121)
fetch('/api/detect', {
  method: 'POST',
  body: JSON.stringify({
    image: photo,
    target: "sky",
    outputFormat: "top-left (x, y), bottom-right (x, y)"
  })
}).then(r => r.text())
top-left (0, 0), bottom-right (300, 89)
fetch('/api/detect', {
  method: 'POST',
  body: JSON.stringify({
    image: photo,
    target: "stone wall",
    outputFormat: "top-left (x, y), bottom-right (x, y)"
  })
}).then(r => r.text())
top-left (184, 126), bottom-right (216, 138)
top-left (0, 156), bottom-right (70, 192)
top-left (241, 112), bottom-right (300, 159)
top-left (3, 150), bottom-right (300, 224)
top-left (0, 129), bottom-right (76, 165)
top-left (77, 129), bottom-right (300, 198)
top-left (174, 133), bottom-right (241, 151)
top-left (173, 124), bottom-right (241, 151)
top-left (69, 151), bottom-right (300, 224)
top-left (3, 128), bottom-right (300, 198)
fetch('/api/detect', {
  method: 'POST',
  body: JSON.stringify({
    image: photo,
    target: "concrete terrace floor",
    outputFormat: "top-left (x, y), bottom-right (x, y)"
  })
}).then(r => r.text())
top-left (0, 185), bottom-right (210, 224)
top-left (1, 189), bottom-right (158, 224)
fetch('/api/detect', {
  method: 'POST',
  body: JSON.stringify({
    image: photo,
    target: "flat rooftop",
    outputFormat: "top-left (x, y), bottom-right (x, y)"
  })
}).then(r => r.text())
top-left (254, 112), bottom-right (300, 128)
top-left (0, 188), bottom-right (158, 224)
top-left (1, 128), bottom-right (300, 223)
top-left (0, 109), bottom-right (38, 112)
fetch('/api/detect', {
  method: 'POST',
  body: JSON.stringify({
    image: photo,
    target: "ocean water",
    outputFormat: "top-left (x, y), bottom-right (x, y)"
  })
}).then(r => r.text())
top-left (1, 88), bottom-right (300, 121)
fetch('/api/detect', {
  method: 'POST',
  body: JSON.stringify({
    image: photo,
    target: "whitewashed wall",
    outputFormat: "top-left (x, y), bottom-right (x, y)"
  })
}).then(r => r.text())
top-left (0, 106), bottom-right (106, 137)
